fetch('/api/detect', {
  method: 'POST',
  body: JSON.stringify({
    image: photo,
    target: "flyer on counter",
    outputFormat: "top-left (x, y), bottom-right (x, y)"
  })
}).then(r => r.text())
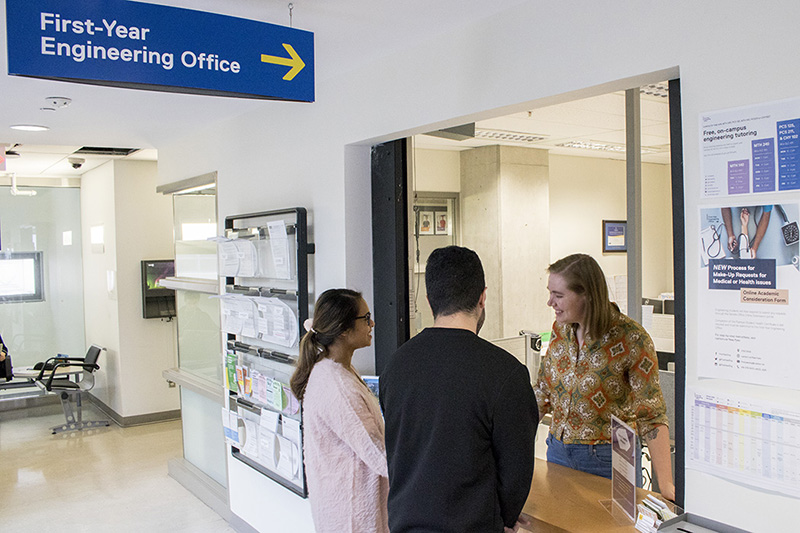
top-left (611, 415), bottom-right (637, 522)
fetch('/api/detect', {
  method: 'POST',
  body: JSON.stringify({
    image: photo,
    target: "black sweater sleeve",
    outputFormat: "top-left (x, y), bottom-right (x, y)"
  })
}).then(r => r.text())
top-left (491, 364), bottom-right (539, 527)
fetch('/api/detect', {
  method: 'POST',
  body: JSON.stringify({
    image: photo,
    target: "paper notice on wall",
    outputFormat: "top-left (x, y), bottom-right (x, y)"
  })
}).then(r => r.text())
top-left (219, 295), bottom-right (258, 336)
top-left (688, 387), bottom-right (800, 498)
top-left (700, 97), bottom-right (800, 198)
top-left (258, 426), bottom-right (277, 468)
top-left (698, 204), bottom-right (800, 388)
top-left (254, 373), bottom-right (269, 405)
top-left (220, 296), bottom-right (244, 335)
top-left (221, 408), bottom-right (238, 446)
top-left (239, 298), bottom-right (258, 339)
top-left (276, 435), bottom-right (300, 479)
top-left (282, 416), bottom-right (301, 447)
top-left (242, 418), bottom-right (259, 458)
top-left (233, 238), bottom-right (257, 277)
top-left (267, 221), bottom-right (292, 280)
top-left (215, 238), bottom-right (240, 277)
top-left (254, 297), bottom-right (299, 347)
top-left (607, 275), bottom-right (628, 315)
top-left (214, 237), bottom-right (257, 277)
top-left (260, 408), bottom-right (280, 433)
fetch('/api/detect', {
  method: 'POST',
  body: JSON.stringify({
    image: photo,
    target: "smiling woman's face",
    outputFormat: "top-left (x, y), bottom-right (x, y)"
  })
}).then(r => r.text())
top-left (546, 273), bottom-right (587, 327)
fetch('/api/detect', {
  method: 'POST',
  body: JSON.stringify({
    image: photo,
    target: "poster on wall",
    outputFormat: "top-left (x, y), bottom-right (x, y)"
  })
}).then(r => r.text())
top-left (419, 211), bottom-right (434, 235)
top-left (688, 386), bottom-right (800, 499)
top-left (701, 97), bottom-right (800, 198)
top-left (697, 203), bottom-right (800, 388)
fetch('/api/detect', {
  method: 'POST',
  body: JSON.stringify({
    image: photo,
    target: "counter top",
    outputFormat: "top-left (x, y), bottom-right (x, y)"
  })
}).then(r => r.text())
top-left (522, 458), bottom-right (665, 532)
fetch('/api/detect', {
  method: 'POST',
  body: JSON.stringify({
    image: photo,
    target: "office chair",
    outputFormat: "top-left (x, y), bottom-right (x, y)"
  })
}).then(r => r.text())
top-left (35, 344), bottom-right (111, 434)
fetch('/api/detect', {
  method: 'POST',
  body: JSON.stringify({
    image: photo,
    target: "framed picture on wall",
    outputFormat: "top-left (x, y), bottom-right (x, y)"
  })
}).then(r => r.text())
top-left (602, 220), bottom-right (627, 253)
top-left (434, 211), bottom-right (449, 235)
top-left (419, 211), bottom-right (435, 235)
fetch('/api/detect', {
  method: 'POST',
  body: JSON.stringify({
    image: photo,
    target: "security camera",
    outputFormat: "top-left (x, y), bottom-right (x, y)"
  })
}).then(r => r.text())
top-left (68, 157), bottom-right (85, 169)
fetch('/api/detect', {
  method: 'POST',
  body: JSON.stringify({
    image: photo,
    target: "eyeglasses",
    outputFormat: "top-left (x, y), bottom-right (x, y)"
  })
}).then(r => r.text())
top-left (355, 312), bottom-right (371, 325)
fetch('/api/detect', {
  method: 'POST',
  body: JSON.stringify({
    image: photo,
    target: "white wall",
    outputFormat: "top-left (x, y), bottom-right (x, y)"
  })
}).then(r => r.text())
top-left (82, 160), bottom-right (178, 417)
top-left (413, 147), bottom-right (461, 192)
top-left (81, 162), bottom-right (122, 409)
top-left (156, 2), bottom-right (800, 531)
top-left (113, 160), bottom-right (179, 416)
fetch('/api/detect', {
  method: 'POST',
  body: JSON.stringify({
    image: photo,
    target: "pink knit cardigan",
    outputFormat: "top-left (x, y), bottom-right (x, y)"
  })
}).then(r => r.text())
top-left (302, 358), bottom-right (389, 533)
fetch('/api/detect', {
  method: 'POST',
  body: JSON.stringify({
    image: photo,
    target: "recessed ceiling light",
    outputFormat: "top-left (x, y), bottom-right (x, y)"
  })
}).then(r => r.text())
top-left (474, 128), bottom-right (547, 143)
top-left (10, 124), bottom-right (50, 132)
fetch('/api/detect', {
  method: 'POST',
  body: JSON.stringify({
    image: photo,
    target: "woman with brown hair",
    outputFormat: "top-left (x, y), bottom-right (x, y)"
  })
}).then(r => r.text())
top-left (290, 288), bottom-right (388, 533)
top-left (534, 254), bottom-right (675, 501)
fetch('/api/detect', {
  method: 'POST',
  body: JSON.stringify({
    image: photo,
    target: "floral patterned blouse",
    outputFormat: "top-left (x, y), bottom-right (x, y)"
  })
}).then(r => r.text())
top-left (534, 312), bottom-right (668, 444)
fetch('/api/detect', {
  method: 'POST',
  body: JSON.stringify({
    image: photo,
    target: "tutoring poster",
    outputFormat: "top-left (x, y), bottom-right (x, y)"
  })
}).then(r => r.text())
top-left (701, 98), bottom-right (800, 198)
top-left (698, 203), bottom-right (800, 388)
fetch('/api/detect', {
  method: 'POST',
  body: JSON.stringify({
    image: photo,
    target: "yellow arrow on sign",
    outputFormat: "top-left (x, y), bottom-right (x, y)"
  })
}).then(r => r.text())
top-left (261, 43), bottom-right (305, 81)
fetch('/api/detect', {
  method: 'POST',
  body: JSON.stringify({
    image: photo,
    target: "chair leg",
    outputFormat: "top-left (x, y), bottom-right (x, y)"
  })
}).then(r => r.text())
top-left (50, 391), bottom-right (111, 435)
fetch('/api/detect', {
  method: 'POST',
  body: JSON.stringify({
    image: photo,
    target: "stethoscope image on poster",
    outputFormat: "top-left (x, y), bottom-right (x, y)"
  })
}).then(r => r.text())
top-left (700, 204), bottom-right (800, 273)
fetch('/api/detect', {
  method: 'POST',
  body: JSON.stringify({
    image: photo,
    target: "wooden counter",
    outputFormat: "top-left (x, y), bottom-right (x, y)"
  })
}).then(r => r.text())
top-left (521, 459), bottom-right (662, 532)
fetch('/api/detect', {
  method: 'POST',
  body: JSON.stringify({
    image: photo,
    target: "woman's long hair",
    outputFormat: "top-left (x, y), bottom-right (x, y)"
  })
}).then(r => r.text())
top-left (548, 253), bottom-right (617, 339)
top-left (290, 289), bottom-right (363, 401)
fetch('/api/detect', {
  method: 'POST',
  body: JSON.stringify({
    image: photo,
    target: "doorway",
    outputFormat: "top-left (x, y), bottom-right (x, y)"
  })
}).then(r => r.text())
top-left (370, 77), bottom-right (686, 504)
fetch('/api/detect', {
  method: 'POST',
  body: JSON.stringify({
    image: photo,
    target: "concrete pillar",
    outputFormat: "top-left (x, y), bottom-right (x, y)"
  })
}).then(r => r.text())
top-left (460, 145), bottom-right (550, 339)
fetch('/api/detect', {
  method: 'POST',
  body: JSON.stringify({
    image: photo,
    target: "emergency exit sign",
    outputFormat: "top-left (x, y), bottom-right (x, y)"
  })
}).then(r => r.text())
top-left (5, 0), bottom-right (315, 102)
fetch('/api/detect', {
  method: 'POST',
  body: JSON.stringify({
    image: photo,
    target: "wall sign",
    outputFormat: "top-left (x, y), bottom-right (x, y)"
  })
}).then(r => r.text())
top-left (602, 220), bottom-right (627, 253)
top-left (5, 0), bottom-right (315, 101)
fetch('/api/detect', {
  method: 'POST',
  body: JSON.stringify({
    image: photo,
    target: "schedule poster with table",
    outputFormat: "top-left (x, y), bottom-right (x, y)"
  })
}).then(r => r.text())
top-left (688, 388), bottom-right (800, 498)
top-left (697, 203), bottom-right (800, 388)
top-left (700, 97), bottom-right (800, 198)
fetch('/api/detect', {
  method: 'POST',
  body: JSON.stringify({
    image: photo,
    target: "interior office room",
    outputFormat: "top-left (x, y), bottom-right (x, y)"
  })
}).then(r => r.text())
top-left (2, 1), bottom-right (800, 532)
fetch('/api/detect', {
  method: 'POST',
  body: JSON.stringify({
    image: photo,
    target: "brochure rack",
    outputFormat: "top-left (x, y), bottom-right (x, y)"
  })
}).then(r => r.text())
top-left (221, 208), bottom-right (314, 497)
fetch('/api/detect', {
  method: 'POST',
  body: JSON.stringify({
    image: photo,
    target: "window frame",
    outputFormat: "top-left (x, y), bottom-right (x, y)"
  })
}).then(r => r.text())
top-left (0, 251), bottom-right (45, 303)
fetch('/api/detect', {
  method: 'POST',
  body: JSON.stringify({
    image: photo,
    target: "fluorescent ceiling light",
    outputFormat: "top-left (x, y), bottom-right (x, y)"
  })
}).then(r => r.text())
top-left (640, 83), bottom-right (669, 98)
top-left (474, 129), bottom-right (547, 143)
top-left (10, 124), bottom-right (50, 132)
top-left (556, 140), bottom-right (660, 154)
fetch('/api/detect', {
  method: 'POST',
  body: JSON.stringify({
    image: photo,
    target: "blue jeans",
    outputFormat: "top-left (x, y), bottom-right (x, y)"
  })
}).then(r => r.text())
top-left (546, 433), bottom-right (643, 488)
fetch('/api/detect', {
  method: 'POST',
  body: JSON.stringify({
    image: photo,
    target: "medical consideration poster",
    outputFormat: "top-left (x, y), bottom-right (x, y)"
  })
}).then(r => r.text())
top-left (698, 203), bottom-right (800, 388)
top-left (701, 98), bottom-right (800, 198)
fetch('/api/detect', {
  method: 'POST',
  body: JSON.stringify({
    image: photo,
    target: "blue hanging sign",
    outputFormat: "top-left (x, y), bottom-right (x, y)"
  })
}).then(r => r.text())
top-left (5, 0), bottom-right (315, 102)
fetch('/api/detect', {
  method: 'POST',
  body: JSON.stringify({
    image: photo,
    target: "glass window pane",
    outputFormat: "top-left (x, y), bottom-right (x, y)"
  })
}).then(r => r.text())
top-left (176, 289), bottom-right (222, 383)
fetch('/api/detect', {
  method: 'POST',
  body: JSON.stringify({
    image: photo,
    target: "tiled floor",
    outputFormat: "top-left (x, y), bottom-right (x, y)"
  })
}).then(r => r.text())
top-left (0, 401), bottom-right (236, 532)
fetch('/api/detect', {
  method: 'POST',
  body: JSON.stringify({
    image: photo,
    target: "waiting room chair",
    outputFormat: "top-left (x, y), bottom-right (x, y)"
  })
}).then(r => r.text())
top-left (35, 344), bottom-right (111, 434)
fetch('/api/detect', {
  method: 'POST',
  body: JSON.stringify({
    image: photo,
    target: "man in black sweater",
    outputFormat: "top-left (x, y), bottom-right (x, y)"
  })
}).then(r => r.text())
top-left (380, 246), bottom-right (538, 533)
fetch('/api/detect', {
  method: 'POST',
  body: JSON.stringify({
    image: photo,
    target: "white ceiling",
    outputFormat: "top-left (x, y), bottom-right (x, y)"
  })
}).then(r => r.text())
top-left (0, 1), bottom-right (671, 179)
top-left (415, 87), bottom-right (672, 164)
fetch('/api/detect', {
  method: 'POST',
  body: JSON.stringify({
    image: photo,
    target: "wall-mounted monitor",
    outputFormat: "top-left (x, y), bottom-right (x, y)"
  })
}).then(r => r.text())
top-left (141, 260), bottom-right (175, 319)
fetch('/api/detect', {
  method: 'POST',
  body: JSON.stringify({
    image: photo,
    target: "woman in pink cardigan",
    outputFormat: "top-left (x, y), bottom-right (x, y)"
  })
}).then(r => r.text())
top-left (290, 289), bottom-right (389, 533)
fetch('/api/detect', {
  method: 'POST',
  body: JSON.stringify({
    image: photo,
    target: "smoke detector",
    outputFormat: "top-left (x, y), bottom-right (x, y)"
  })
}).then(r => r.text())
top-left (45, 96), bottom-right (72, 109)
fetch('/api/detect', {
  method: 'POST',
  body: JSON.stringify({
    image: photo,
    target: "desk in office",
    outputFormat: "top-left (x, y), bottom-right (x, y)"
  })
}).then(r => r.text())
top-left (522, 459), bottom-right (663, 532)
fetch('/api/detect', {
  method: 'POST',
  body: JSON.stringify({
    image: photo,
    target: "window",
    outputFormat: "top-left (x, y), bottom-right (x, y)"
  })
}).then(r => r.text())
top-left (0, 251), bottom-right (45, 303)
